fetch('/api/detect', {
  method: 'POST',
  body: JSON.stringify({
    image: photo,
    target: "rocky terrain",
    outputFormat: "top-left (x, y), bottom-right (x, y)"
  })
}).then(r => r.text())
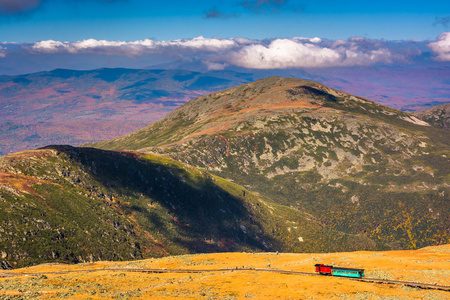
top-left (0, 145), bottom-right (373, 268)
top-left (1, 76), bottom-right (448, 269)
top-left (413, 102), bottom-right (450, 131)
top-left (94, 76), bottom-right (450, 251)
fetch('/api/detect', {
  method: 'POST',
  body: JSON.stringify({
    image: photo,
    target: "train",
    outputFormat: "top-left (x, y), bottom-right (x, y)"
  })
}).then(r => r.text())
top-left (314, 264), bottom-right (365, 278)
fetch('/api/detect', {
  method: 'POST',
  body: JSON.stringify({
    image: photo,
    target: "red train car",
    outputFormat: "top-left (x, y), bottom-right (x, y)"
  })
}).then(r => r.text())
top-left (315, 263), bottom-right (333, 275)
top-left (315, 263), bottom-right (365, 278)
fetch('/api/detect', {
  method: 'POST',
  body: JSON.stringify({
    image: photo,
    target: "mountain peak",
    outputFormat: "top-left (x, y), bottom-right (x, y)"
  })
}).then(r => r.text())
top-left (164, 75), bottom-right (381, 125)
top-left (93, 76), bottom-right (418, 151)
top-left (91, 76), bottom-right (449, 251)
top-left (413, 102), bottom-right (450, 130)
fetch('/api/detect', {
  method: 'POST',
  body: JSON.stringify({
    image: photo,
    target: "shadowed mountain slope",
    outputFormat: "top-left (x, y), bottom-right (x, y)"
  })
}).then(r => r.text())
top-left (93, 76), bottom-right (450, 250)
top-left (0, 145), bottom-right (374, 268)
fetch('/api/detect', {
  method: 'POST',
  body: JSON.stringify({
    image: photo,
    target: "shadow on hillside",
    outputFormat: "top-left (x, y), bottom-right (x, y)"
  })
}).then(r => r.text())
top-left (43, 145), bottom-right (275, 254)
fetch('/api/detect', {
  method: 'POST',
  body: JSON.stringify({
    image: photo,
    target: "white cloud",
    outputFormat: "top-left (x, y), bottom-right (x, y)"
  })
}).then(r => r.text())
top-left (228, 38), bottom-right (393, 68)
top-left (428, 32), bottom-right (450, 61)
top-left (32, 39), bottom-right (155, 55)
top-left (204, 61), bottom-right (229, 70)
top-left (168, 36), bottom-right (236, 51)
top-left (30, 36), bottom-right (237, 56)
top-left (233, 37), bottom-right (257, 44)
top-left (31, 40), bottom-right (68, 53)
top-left (11, 35), bottom-right (429, 70)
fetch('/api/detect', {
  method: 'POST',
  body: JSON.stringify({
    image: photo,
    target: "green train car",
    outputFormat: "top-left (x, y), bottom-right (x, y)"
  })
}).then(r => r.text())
top-left (315, 264), bottom-right (365, 278)
top-left (331, 267), bottom-right (365, 278)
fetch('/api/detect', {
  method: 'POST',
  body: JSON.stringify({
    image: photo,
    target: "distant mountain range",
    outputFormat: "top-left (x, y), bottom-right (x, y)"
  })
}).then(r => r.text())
top-left (1, 67), bottom-right (448, 156)
top-left (0, 68), bottom-right (253, 155)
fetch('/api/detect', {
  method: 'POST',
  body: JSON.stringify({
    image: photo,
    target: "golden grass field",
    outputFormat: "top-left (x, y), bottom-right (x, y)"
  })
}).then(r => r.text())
top-left (0, 244), bottom-right (449, 299)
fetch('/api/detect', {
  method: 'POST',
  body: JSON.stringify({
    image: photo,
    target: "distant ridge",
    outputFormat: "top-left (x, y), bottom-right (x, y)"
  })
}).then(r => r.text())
top-left (2, 66), bottom-right (447, 155)
top-left (0, 68), bottom-right (258, 156)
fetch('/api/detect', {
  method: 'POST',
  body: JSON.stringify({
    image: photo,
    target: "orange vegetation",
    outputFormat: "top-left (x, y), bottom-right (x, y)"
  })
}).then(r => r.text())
top-left (0, 149), bottom-right (63, 197)
top-left (0, 245), bottom-right (448, 299)
top-left (0, 171), bottom-right (58, 197)
top-left (178, 81), bottom-right (337, 142)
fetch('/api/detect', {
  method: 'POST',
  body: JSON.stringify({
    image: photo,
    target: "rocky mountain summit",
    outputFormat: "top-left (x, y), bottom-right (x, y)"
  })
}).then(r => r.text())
top-left (94, 76), bottom-right (450, 250)
top-left (413, 102), bottom-right (450, 130)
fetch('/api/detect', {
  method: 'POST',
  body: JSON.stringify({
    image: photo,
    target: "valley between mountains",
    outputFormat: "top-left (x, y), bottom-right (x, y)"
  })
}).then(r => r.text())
top-left (0, 76), bottom-right (449, 269)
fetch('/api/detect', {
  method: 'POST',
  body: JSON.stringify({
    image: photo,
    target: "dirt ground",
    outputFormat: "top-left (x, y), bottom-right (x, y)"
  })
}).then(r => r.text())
top-left (0, 244), bottom-right (449, 299)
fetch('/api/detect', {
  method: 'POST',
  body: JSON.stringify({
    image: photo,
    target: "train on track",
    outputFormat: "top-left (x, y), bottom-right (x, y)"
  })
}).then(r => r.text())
top-left (315, 264), bottom-right (365, 278)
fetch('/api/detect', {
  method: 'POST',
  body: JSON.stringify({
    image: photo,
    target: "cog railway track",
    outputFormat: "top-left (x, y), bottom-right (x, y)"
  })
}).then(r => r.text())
top-left (1, 267), bottom-right (449, 292)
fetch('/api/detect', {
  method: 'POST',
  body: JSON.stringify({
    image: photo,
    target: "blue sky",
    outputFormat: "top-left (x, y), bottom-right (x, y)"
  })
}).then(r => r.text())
top-left (0, 0), bottom-right (449, 75)
top-left (1, 0), bottom-right (449, 42)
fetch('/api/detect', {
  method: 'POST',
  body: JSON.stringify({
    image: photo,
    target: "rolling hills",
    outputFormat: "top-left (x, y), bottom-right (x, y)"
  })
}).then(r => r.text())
top-left (0, 68), bottom-right (254, 156)
top-left (93, 76), bottom-right (450, 251)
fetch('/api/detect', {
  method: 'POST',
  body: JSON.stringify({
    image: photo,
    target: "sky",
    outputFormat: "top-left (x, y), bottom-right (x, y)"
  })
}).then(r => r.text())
top-left (0, 0), bottom-right (449, 75)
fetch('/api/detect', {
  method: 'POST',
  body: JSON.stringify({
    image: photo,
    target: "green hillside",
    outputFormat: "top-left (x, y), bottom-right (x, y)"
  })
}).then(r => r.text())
top-left (0, 145), bottom-right (375, 268)
top-left (92, 76), bottom-right (450, 250)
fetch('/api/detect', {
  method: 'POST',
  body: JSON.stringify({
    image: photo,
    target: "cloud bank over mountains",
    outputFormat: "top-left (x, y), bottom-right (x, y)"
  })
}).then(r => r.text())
top-left (228, 38), bottom-right (397, 68)
top-left (0, 33), bottom-right (449, 74)
top-left (31, 37), bottom-right (238, 56)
